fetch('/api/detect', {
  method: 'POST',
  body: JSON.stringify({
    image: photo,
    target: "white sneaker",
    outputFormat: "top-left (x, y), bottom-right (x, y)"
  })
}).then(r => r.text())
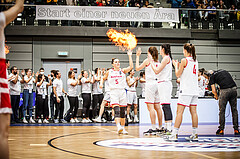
top-left (134, 116), bottom-right (139, 122)
top-left (38, 119), bottom-right (42, 124)
top-left (43, 119), bottom-right (49, 124)
top-left (74, 118), bottom-right (80, 123)
top-left (165, 134), bottom-right (178, 141)
top-left (185, 134), bottom-right (198, 141)
top-left (101, 118), bottom-right (107, 123)
top-left (54, 119), bottom-right (59, 123)
top-left (87, 118), bottom-right (92, 123)
top-left (23, 118), bottom-right (28, 124)
top-left (82, 118), bottom-right (88, 123)
top-left (60, 119), bottom-right (67, 123)
top-left (128, 117), bottom-right (132, 123)
top-left (70, 118), bottom-right (75, 123)
top-left (29, 118), bottom-right (35, 123)
top-left (122, 128), bottom-right (128, 135)
top-left (93, 117), bottom-right (102, 123)
top-left (117, 126), bottom-right (123, 134)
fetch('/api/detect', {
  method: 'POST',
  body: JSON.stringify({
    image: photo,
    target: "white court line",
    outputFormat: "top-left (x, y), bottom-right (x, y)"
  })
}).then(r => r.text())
top-left (8, 139), bottom-right (15, 141)
top-left (30, 144), bottom-right (48, 146)
top-left (93, 126), bottom-right (137, 138)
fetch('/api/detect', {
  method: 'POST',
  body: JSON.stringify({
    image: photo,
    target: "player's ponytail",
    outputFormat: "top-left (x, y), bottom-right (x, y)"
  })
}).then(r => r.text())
top-left (161, 44), bottom-right (172, 60)
top-left (184, 43), bottom-right (197, 61)
top-left (148, 46), bottom-right (158, 62)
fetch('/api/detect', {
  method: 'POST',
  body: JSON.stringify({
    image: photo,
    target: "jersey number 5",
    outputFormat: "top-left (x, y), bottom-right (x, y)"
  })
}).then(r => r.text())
top-left (193, 65), bottom-right (196, 74)
top-left (115, 79), bottom-right (119, 84)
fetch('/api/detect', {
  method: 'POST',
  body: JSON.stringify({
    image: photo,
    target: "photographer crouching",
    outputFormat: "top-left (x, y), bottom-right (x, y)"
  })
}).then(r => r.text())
top-left (204, 70), bottom-right (239, 136)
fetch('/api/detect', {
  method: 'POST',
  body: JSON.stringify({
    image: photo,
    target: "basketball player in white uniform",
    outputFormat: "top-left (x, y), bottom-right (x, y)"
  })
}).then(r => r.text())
top-left (136, 47), bottom-right (163, 135)
top-left (93, 68), bottom-right (111, 123)
top-left (100, 50), bottom-right (133, 134)
top-left (167, 43), bottom-right (199, 141)
top-left (126, 69), bottom-right (139, 123)
top-left (0, 1), bottom-right (24, 158)
top-left (150, 44), bottom-right (173, 134)
top-left (198, 68), bottom-right (206, 97)
top-left (139, 71), bottom-right (146, 98)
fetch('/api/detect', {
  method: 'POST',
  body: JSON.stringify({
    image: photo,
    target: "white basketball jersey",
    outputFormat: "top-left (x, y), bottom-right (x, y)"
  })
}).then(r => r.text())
top-left (145, 61), bottom-right (160, 82)
top-left (104, 79), bottom-right (110, 92)
top-left (158, 56), bottom-right (172, 82)
top-left (198, 75), bottom-right (206, 90)
top-left (127, 76), bottom-right (136, 91)
top-left (108, 68), bottom-right (126, 89)
top-left (180, 57), bottom-right (198, 95)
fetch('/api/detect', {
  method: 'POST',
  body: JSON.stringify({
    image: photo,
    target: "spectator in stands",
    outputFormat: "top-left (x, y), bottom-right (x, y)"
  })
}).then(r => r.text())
top-left (22, 68), bottom-right (35, 124)
top-left (197, 2), bottom-right (206, 20)
top-left (204, 1), bottom-right (216, 20)
top-left (9, 66), bottom-right (24, 124)
top-left (229, 4), bottom-right (237, 21)
top-left (217, 0), bottom-right (229, 20)
top-left (96, 0), bottom-right (104, 6)
top-left (182, 0), bottom-right (197, 23)
top-left (168, 0), bottom-right (183, 8)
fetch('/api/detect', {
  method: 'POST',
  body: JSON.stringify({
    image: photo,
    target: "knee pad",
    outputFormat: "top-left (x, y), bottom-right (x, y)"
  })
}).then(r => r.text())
top-left (114, 106), bottom-right (120, 118)
top-left (162, 104), bottom-right (173, 121)
top-left (120, 107), bottom-right (126, 118)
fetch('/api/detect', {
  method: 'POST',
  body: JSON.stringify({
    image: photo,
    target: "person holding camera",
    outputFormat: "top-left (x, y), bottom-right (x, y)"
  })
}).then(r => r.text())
top-left (205, 69), bottom-right (239, 135)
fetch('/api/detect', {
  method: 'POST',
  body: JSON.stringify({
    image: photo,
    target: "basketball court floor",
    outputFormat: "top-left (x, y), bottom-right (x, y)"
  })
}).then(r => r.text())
top-left (9, 123), bottom-right (240, 159)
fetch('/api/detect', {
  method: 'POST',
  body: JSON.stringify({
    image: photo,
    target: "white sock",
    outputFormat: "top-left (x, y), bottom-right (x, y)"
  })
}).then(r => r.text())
top-left (134, 115), bottom-right (138, 119)
top-left (172, 127), bottom-right (179, 135)
top-left (117, 123), bottom-right (121, 129)
top-left (112, 116), bottom-right (114, 120)
top-left (192, 127), bottom-right (198, 135)
top-left (127, 115), bottom-right (130, 119)
top-left (152, 124), bottom-right (156, 130)
top-left (159, 125), bottom-right (163, 129)
top-left (167, 122), bottom-right (172, 131)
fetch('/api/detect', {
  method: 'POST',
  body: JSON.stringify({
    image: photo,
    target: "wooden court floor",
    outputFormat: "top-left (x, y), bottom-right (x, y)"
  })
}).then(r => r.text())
top-left (9, 124), bottom-right (240, 159)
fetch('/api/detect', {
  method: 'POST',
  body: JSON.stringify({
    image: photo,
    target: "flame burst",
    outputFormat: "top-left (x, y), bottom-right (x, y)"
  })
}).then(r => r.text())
top-left (5, 44), bottom-right (10, 54)
top-left (106, 28), bottom-right (137, 51)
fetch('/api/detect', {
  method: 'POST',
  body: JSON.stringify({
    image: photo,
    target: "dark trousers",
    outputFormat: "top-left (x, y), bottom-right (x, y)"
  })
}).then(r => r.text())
top-left (92, 94), bottom-right (104, 118)
top-left (219, 87), bottom-right (239, 130)
top-left (50, 93), bottom-right (55, 119)
top-left (36, 95), bottom-right (49, 119)
top-left (54, 96), bottom-right (64, 119)
top-left (68, 96), bottom-right (79, 118)
top-left (10, 95), bottom-right (20, 122)
top-left (82, 93), bottom-right (91, 118)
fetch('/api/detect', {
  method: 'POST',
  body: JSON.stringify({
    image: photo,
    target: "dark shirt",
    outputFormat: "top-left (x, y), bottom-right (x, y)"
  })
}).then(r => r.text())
top-left (209, 70), bottom-right (237, 89)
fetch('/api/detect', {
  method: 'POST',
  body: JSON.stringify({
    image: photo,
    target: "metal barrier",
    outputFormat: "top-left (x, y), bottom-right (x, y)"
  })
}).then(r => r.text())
top-left (1, 4), bottom-right (240, 30)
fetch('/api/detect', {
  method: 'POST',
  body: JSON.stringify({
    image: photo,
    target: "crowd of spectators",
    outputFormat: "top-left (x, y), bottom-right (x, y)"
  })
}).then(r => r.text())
top-left (168, 0), bottom-right (240, 21)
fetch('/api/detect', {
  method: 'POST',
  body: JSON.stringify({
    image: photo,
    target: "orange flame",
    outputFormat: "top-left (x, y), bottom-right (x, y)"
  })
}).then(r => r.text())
top-left (106, 28), bottom-right (137, 51)
top-left (5, 44), bottom-right (10, 54)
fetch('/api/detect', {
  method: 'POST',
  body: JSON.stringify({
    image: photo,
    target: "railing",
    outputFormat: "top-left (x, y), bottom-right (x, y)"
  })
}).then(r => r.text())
top-left (1, 4), bottom-right (240, 30)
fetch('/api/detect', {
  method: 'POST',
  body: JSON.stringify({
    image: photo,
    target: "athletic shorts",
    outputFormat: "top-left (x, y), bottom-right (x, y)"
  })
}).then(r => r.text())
top-left (158, 81), bottom-right (172, 105)
top-left (110, 89), bottom-right (127, 107)
top-left (103, 91), bottom-right (110, 102)
top-left (177, 95), bottom-right (198, 107)
top-left (127, 91), bottom-right (137, 105)
top-left (145, 81), bottom-right (160, 104)
top-left (0, 59), bottom-right (12, 114)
